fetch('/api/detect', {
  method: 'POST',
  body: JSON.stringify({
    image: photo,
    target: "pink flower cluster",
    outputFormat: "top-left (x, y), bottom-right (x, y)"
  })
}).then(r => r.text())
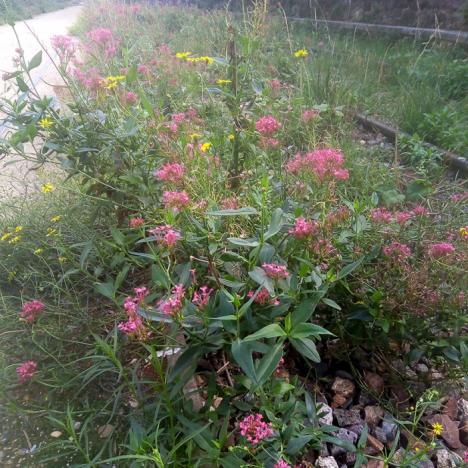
top-left (427, 242), bottom-right (455, 258)
top-left (239, 413), bottom-right (274, 445)
top-left (325, 206), bottom-right (350, 227)
top-left (302, 109), bottom-right (320, 123)
top-left (129, 217), bottom-right (145, 228)
top-left (16, 360), bottom-right (37, 383)
top-left (122, 91), bottom-right (138, 105)
top-left (192, 286), bottom-right (213, 309)
top-left (51, 35), bottom-right (76, 59)
top-left (73, 67), bottom-right (103, 92)
top-left (247, 287), bottom-right (279, 306)
top-left (262, 263), bottom-right (289, 279)
top-left (118, 287), bottom-right (149, 338)
top-left (20, 300), bottom-right (45, 322)
top-left (274, 460), bottom-right (291, 468)
top-left (371, 206), bottom-right (428, 224)
top-left (285, 149), bottom-right (349, 181)
top-left (154, 162), bottom-right (185, 183)
top-left (158, 284), bottom-right (185, 316)
top-left (163, 190), bottom-right (190, 211)
top-left (255, 115), bottom-right (281, 136)
top-left (382, 242), bottom-right (412, 261)
top-left (221, 197), bottom-right (239, 210)
top-left (450, 191), bottom-right (468, 203)
top-left (86, 28), bottom-right (119, 57)
top-left (289, 217), bottom-right (318, 239)
top-left (149, 225), bottom-right (181, 248)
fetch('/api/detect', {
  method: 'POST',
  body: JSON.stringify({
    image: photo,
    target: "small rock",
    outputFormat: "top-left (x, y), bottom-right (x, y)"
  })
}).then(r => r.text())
top-left (73, 421), bottom-right (81, 430)
top-left (345, 452), bottom-right (356, 465)
top-left (390, 384), bottom-right (409, 409)
top-left (459, 418), bottom-right (468, 446)
top-left (331, 377), bottom-right (355, 408)
top-left (428, 414), bottom-right (461, 449)
top-left (429, 370), bottom-right (443, 380)
top-left (414, 363), bottom-right (429, 373)
top-left (435, 449), bottom-right (456, 468)
top-left (392, 448), bottom-right (406, 465)
top-left (458, 398), bottom-right (468, 420)
top-left (319, 442), bottom-right (329, 457)
top-left (443, 397), bottom-right (458, 420)
top-left (417, 461), bottom-right (434, 468)
top-left (334, 408), bottom-right (362, 427)
top-left (365, 405), bottom-right (384, 427)
top-left (365, 434), bottom-right (384, 455)
top-left (374, 426), bottom-right (388, 444)
top-left (97, 424), bottom-right (114, 439)
top-left (331, 428), bottom-right (358, 456)
top-left (365, 461), bottom-right (384, 468)
top-left (359, 392), bottom-right (377, 406)
top-left (315, 456), bottom-right (339, 468)
top-left (364, 372), bottom-right (384, 395)
top-left (381, 417), bottom-right (398, 442)
top-left (50, 431), bottom-right (62, 438)
top-left (348, 423), bottom-right (365, 436)
top-left (318, 403), bottom-right (333, 426)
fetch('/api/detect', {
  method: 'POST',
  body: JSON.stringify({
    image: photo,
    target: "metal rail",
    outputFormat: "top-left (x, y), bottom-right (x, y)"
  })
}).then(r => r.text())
top-left (287, 17), bottom-right (468, 44)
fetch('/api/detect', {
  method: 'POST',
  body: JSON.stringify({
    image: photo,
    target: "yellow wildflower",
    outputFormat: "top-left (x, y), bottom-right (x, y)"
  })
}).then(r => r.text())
top-left (103, 75), bottom-right (125, 90)
top-left (9, 236), bottom-right (21, 244)
top-left (228, 134), bottom-right (235, 141)
top-left (58, 256), bottom-right (67, 263)
top-left (50, 215), bottom-right (62, 223)
top-left (34, 248), bottom-right (44, 255)
top-left (46, 228), bottom-right (58, 237)
top-left (41, 183), bottom-right (55, 193)
top-left (15, 226), bottom-right (23, 232)
top-left (294, 49), bottom-right (309, 58)
top-left (216, 79), bottom-right (232, 85)
top-left (1, 232), bottom-right (12, 241)
top-left (460, 226), bottom-right (468, 239)
top-left (431, 422), bottom-right (443, 436)
top-left (187, 56), bottom-right (214, 64)
top-left (190, 133), bottom-right (201, 141)
top-left (200, 142), bottom-right (212, 153)
top-left (175, 52), bottom-right (192, 59)
top-left (39, 117), bottom-right (53, 129)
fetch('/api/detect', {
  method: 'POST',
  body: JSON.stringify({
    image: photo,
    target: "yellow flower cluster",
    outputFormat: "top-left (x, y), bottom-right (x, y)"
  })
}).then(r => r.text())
top-left (200, 142), bottom-right (212, 153)
top-left (41, 183), bottom-right (55, 194)
top-left (51, 215), bottom-right (62, 223)
top-left (294, 49), bottom-right (309, 58)
top-left (175, 51), bottom-right (192, 59)
top-left (39, 117), bottom-right (53, 129)
top-left (103, 75), bottom-right (125, 90)
top-left (431, 422), bottom-right (443, 436)
top-left (1, 226), bottom-right (24, 244)
top-left (187, 56), bottom-right (214, 65)
top-left (216, 79), bottom-right (231, 85)
top-left (460, 226), bottom-right (468, 239)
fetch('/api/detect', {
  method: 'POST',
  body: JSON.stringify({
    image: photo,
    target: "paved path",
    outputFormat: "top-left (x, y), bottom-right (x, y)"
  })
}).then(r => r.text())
top-left (0, 5), bottom-right (82, 199)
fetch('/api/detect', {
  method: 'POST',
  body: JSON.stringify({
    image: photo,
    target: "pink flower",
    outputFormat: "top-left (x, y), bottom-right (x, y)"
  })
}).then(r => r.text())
top-left (118, 316), bottom-right (145, 336)
top-left (192, 286), bottom-right (213, 309)
top-left (464, 449), bottom-right (468, 463)
top-left (411, 205), bottom-right (428, 216)
top-left (371, 208), bottom-right (393, 224)
top-left (123, 91), bottom-right (138, 105)
top-left (396, 211), bottom-right (412, 225)
top-left (301, 109), bottom-right (320, 123)
top-left (137, 64), bottom-right (149, 74)
top-left (20, 300), bottom-right (45, 322)
top-left (16, 360), bottom-right (37, 383)
top-left (171, 112), bottom-right (185, 123)
top-left (285, 149), bottom-right (348, 182)
top-left (129, 217), bottom-right (145, 228)
top-left (124, 296), bottom-right (138, 316)
top-left (154, 163), bottom-right (185, 183)
top-left (450, 192), bottom-right (468, 203)
top-left (87, 28), bottom-right (113, 44)
top-left (158, 284), bottom-right (185, 316)
top-left (274, 460), bottom-right (291, 468)
top-left (269, 79), bottom-right (281, 90)
top-left (118, 287), bottom-right (148, 338)
top-left (255, 115), bottom-right (281, 136)
top-left (149, 225), bottom-right (181, 248)
top-left (427, 242), bottom-right (455, 258)
top-left (221, 197), bottom-right (238, 210)
top-left (382, 241), bottom-right (412, 261)
top-left (51, 35), bottom-right (76, 59)
top-left (163, 191), bottom-right (190, 211)
top-left (239, 413), bottom-right (274, 445)
top-left (134, 286), bottom-right (149, 302)
top-left (262, 263), bottom-right (289, 279)
top-left (289, 217), bottom-right (318, 239)
top-left (247, 288), bottom-right (279, 306)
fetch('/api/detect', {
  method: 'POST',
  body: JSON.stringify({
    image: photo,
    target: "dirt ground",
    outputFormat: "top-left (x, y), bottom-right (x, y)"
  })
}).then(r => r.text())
top-left (0, 5), bottom-right (82, 200)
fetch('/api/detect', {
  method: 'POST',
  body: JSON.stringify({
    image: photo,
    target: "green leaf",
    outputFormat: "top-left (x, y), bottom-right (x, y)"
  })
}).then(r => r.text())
top-left (231, 339), bottom-right (257, 384)
top-left (290, 337), bottom-right (320, 362)
top-left (207, 207), bottom-right (258, 216)
top-left (322, 298), bottom-right (342, 310)
top-left (264, 208), bottom-right (284, 240)
top-left (16, 76), bottom-right (29, 92)
top-left (290, 322), bottom-right (333, 339)
top-left (28, 51), bottom-right (42, 71)
top-left (243, 324), bottom-right (286, 342)
top-left (286, 435), bottom-right (314, 455)
top-left (291, 289), bottom-right (328, 326)
top-left (126, 65), bottom-right (137, 84)
top-left (248, 267), bottom-right (274, 295)
top-left (94, 281), bottom-right (115, 300)
top-left (228, 237), bottom-right (259, 247)
top-left (110, 227), bottom-right (126, 246)
top-left (336, 256), bottom-right (365, 281)
top-left (256, 342), bottom-right (283, 386)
